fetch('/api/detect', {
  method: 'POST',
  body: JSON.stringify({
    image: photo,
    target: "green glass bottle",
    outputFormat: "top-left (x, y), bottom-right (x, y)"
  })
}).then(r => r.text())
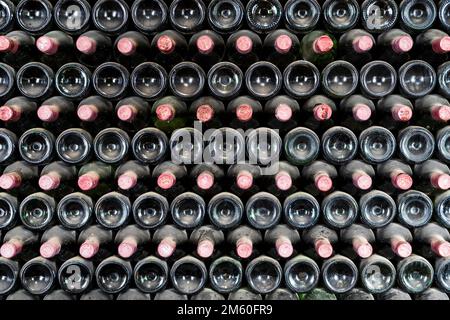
top-left (299, 288), bottom-right (337, 300)
top-left (300, 30), bottom-right (337, 69)
top-left (151, 96), bottom-right (188, 133)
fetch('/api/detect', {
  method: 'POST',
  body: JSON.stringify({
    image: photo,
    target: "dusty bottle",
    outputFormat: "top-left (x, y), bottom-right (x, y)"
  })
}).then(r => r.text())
top-left (302, 225), bottom-right (338, 259)
top-left (377, 223), bottom-right (413, 258)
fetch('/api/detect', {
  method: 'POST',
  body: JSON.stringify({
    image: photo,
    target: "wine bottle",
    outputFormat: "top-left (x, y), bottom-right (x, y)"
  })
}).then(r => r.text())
top-left (398, 60), bottom-right (437, 98)
top-left (339, 29), bottom-right (375, 67)
top-left (435, 256), bottom-right (450, 293)
top-left (131, 128), bottom-right (168, 164)
top-left (19, 192), bottom-right (55, 231)
top-left (19, 257), bottom-right (56, 295)
top-left (58, 256), bottom-right (94, 294)
top-left (400, 0), bottom-right (437, 33)
top-left (263, 161), bottom-right (299, 195)
top-left (340, 224), bottom-right (375, 258)
top-left (77, 161), bottom-right (112, 192)
top-left (117, 289), bottom-right (151, 301)
top-left (151, 96), bottom-right (187, 133)
top-left (415, 94), bottom-right (450, 130)
top-left (93, 128), bottom-right (130, 164)
top-left (190, 225), bottom-right (224, 258)
top-left (38, 161), bottom-right (77, 191)
top-left (320, 60), bottom-right (358, 99)
top-left (169, 256), bottom-right (207, 295)
top-left (377, 223), bottom-right (413, 258)
top-left (245, 61), bottom-right (282, 99)
top-left (36, 30), bottom-right (74, 69)
top-left (95, 192), bottom-right (131, 229)
top-left (0, 257), bottom-right (19, 295)
top-left (55, 128), bottom-right (93, 165)
top-left (115, 160), bottom-right (151, 191)
top-left (150, 30), bottom-right (188, 69)
top-left (321, 255), bottom-right (358, 293)
top-left (245, 255), bottom-right (282, 294)
top-left (414, 159), bottom-right (450, 193)
top-left (207, 62), bottom-right (243, 99)
top-left (398, 126), bottom-right (435, 164)
top-left (130, 62), bottom-right (168, 100)
top-left (283, 127), bottom-right (320, 165)
top-left (133, 256), bottom-right (168, 293)
top-left (359, 61), bottom-right (397, 99)
top-left (263, 29), bottom-right (300, 69)
top-left (414, 223), bottom-right (450, 257)
top-left (359, 190), bottom-right (396, 228)
top-left (53, 0), bottom-right (91, 35)
top-left (264, 224), bottom-right (300, 258)
top-left (192, 288), bottom-right (225, 301)
top-left (0, 226), bottom-right (38, 259)
top-left (0, 31), bottom-right (37, 68)
top-left (169, 0), bottom-right (206, 34)
top-left (115, 96), bottom-right (150, 132)
top-left (339, 160), bottom-right (375, 192)
top-left (39, 225), bottom-right (76, 259)
top-left (300, 30), bottom-right (337, 69)
top-left (397, 254), bottom-right (434, 293)
top-left (207, 192), bottom-right (244, 230)
top-left (131, 0), bottom-right (168, 34)
top-left (91, 0), bottom-right (129, 35)
top-left (359, 254), bottom-right (396, 294)
top-left (226, 30), bottom-right (262, 69)
top-left (113, 31), bottom-right (150, 69)
top-left (92, 62), bottom-right (129, 100)
top-left (208, 256), bottom-right (242, 293)
top-left (154, 289), bottom-right (187, 301)
top-left (302, 160), bottom-right (337, 194)
top-left (95, 256), bottom-right (132, 294)
top-left (16, 0), bottom-right (53, 35)
top-left (416, 29), bottom-right (450, 66)
top-left (377, 159), bottom-right (414, 192)
top-left (321, 126), bottom-right (358, 165)
top-left (227, 95), bottom-right (262, 128)
top-left (207, 0), bottom-right (244, 34)
top-left (188, 30), bottom-right (225, 69)
top-left (245, 0), bottom-right (282, 33)
top-left (302, 95), bottom-right (336, 131)
top-left (434, 190), bottom-right (450, 228)
top-left (283, 192), bottom-right (320, 229)
top-left (0, 161), bottom-right (38, 191)
top-left (284, 255), bottom-right (320, 293)
top-left (361, 0), bottom-right (399, 33)
top-left (114, 224), bottom-right (151, 259)
top-left (78, 225), bottom-right (113, 259)
top-left (37, 96), bottom-right (75, 131)
top-left (170, 192), bottom-right (205, 229)
top-left (228, 288), bottom-right (262, 300)
top-left (0, 0), bottom-right (14, 33)
top-left (246, 192), bottom-right (281, 230)
top-left (190, 163), bottom-right (224, 195)
top-left (284, 0), bottom-right (320, 34)
top-left (0, 96), bottom-right (37, 132)
top-left (302, 225), bottom-right (338, 259)
top-left (322, 191), bottom-right (358, 229)
top-left (264, 95), bottom-right (300, 131)
top-left (77, 95), bottom-right (114, 131)
top-left (377, 29), bottom-right (414, 67)
top-left (57, 192), bottom-right (93, 230)
top-left (189, 96), bottom-right (224, 126)
top-left (0, 192), bottom-right (18, 230)
top-left (322, 0), bottom-right (360, 33)
top-left (227, 163), bottom-right (261, 196)
top-left (132, 192), bottom-right (169, 230)
top-left (339, 95), bottom-right (375, 131)
top-left (18, 128), bottom-right (55, 165)
top-left (76, 31), bottom-right (112, 68)
top-left (152, 160), bottom-right (187, 192)
top-left (416, 288), bottom-right (450, 300)
top-left (377, 288), bottom-right (412, 300)
top-left (227, 225), bottom-right (262, 259)
top-left (152, 224), bottom-right (187, 258)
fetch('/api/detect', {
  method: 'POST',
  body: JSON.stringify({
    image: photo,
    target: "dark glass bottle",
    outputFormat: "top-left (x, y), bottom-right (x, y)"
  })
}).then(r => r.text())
top-left (377, 29), bottom-right (414, 67)
top-left (226, 30), bottom-right (262, 70)
top-left (91, 0), bottom-right (129, 35)
top-left (245, 0), bottom-right (282, 34)
top-left (75, 31), bottom-right (112, 68)
top-left (0, 31), bottom-right (36, 68)
top-left (113, 31), bottom-right (150, 69)
top-left (169, 0), bottom-right (206, 34)
top-left (131, 0), bottom-right (168, 34)
top-left (207, 0), bottom-right (244, 34)
top-left (188, 30), bottom-right (225, 69)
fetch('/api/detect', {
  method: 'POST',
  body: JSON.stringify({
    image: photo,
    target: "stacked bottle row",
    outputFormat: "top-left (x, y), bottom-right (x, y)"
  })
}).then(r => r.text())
top-left (2, 30), bottom-right (450, 100)
top-left (0, 223), bottom-right (449, 300)
top-left (3, 159), bottom-right (450, 228)
top-left (1, 0), bottom-right (450, 36)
